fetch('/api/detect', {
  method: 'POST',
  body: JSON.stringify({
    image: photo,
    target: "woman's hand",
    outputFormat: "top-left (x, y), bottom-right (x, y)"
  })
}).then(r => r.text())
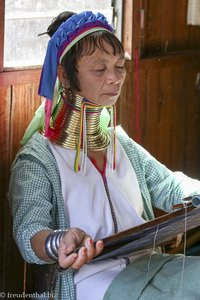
top-left (58, 227), bottom-right (104, 270)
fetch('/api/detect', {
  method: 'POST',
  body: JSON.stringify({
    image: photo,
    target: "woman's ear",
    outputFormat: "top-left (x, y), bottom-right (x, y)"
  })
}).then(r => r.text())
top-left (57, 65), bottom-right (70, 89)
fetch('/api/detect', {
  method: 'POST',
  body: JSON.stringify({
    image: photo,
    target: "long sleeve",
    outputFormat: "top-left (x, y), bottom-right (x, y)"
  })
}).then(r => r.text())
top-left (9, 155), bottom-right (54, 264)
top-left (8, 133), bottom-right (68, 264)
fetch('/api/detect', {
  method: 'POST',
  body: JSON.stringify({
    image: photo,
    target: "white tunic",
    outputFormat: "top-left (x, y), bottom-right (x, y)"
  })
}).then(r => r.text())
top-left (48, 138), bottom-right (148, 300)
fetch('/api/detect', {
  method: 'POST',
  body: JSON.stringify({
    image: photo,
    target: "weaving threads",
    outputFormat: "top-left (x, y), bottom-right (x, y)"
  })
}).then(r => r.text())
top-left (178, 203), bottom-right (187, 299)
top-left (145, 224), bottom-right (159, 285)
top-left (138, 204), bottom-right (189, 300)
top-left (137, 225), bottom-right (160, 299)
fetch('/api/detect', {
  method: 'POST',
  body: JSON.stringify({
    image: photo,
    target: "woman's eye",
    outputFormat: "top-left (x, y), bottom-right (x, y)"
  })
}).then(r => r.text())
top-left (116, 65), bottom-right (125, 69)
top-left (95, 68), bottom-right (106, 72)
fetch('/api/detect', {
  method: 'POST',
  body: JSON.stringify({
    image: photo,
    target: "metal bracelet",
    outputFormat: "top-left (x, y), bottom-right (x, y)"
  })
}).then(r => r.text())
top-left (45, 236), bottom-right (58, 261)
top-left (55, 231), bottom-right (66, 249)
top-left (45, 229), bottom-right (67, 261)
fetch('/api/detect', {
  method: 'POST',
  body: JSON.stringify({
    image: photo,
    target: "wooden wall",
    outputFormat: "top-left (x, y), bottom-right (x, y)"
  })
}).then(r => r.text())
top-left (118, 0), bottom-right (200, 178)
top-left (119, 53), bottom-right (200, 178)
top-left (1, 0), bottom-right (200, 296)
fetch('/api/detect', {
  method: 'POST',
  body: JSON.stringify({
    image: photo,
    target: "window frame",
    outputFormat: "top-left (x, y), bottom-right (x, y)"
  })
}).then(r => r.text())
top-left (0, 0), bottom-right (134, 85)
top-left (3, 0), bottom-right (117, 70)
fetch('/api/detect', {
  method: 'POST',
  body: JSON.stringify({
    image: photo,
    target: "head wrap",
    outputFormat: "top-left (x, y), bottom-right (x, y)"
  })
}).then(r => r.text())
top-left (38, 11), bottom-right (113, 101)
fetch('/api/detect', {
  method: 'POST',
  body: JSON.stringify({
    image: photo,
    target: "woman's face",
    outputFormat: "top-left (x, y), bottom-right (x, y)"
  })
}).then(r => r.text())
top-left (75, 41), bottom-right (126, 106)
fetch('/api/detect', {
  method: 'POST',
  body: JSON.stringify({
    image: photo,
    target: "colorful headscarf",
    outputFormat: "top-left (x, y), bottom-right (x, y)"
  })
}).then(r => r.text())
top-left (38, 11), bottom-right (113, 101)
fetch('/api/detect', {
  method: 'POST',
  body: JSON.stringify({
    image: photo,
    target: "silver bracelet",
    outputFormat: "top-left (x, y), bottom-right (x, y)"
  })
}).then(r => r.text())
top-left (45, 229), bottom-right (67, 261)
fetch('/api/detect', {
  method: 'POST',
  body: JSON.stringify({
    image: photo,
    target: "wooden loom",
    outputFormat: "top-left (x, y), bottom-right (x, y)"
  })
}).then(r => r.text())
top-left (93, 199), bottom-right (200, 261)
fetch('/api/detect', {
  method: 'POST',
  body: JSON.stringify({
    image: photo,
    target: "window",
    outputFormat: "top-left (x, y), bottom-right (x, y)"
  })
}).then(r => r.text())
top-left (4, 0), bottom-right (122, 68)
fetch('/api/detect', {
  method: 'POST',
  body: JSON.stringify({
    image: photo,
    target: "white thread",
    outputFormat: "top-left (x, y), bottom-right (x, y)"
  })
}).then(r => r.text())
top-left (138, 203), bottom-right (189, 300)
top-left (137, 225), bottom-right (159, 299)
top-left (144, 225), bottom-right (159, 286)
top-left (178, 203), bottom-right (187, 299)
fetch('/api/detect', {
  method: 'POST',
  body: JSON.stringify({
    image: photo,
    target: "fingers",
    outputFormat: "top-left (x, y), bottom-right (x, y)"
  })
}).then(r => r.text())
top-left (79, 238), bottom-right (104, 262)
top-left (83, 238), bottom-right (96, 261)
top-left (70, 246), bottom-right (88, 269)
top-left (58, 234), bottom-right (104, 270)
top-left (64, 239), bottom-right (104, 269)
top-left (94, 240), bottom-right (104, 256)
top-left (58, 244), bottom-right (89, 269)
top-left (58, 251), bottom-right (78, 269)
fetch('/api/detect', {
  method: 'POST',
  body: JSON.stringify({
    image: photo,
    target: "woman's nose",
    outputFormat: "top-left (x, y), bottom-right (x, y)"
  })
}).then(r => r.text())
top-left (106, 70), bottom-right (120, 85)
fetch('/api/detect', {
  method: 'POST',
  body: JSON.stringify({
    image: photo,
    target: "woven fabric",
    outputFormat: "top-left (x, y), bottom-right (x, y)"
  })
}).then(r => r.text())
top-left (9, 127), bottom-right (200, 300)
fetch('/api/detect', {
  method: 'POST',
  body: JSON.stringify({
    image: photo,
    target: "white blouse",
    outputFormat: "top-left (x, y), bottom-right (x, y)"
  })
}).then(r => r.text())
top-left (48, 138), bottom-right (148, 300)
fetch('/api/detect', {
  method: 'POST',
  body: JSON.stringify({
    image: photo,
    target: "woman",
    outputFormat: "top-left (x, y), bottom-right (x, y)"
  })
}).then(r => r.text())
top-left (9, 11), bottom-right (200, 300)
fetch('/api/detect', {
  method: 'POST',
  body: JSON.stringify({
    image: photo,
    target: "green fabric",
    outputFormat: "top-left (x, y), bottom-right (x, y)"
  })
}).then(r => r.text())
top-left (104, 253), bottom-right (200, 300)
top-left (9, 127), bottom-right (200, 300)
top-left (21, 102), bottom-right (45, 145)
top-left (100, 107), bottom-right (110, 132)
top-left (21, 80), bottom-right (62, 145)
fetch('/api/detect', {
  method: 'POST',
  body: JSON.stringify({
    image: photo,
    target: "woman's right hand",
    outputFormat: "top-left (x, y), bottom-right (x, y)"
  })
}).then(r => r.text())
top-left (58, 227), bottom-right (104, 270)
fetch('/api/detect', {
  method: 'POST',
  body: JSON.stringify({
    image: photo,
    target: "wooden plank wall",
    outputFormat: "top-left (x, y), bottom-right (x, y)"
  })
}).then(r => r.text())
top-left (142, 0), bottom-right (200, 55)
top-left (117, 0), bottom-right (200, 179)
top-left (0, 0), bottom-right (200, 295)
top-left (140, 59), bottom-right (200, 177)
top-left (119, 55), bottom-right (200, 178)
